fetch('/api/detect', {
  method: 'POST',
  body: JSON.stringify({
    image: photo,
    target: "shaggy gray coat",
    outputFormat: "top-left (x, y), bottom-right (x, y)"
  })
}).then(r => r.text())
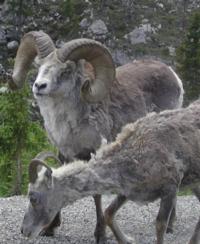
top-left (22, 100), bottom-right (200, 244)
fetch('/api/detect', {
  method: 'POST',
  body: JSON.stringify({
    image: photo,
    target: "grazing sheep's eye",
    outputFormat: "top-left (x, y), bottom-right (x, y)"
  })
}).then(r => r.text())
top-left (29, 192), bottom-right (40, 206)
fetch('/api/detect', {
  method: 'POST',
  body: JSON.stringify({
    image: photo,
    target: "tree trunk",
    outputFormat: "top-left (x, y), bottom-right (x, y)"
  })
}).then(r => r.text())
top-left (12, 152), bottom-right (22, 195)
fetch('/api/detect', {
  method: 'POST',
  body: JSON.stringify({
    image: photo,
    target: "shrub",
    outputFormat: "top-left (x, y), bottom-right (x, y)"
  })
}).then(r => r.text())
top-left (176, 11), bottom-right (200, 104)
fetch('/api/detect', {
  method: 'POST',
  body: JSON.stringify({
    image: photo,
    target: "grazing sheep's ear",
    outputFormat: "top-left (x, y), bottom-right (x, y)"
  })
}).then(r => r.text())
top-left (29, 151), bottom-right (63, 187)
top-left (29, 159), bottom-right (52, 184)
top-left (44, 168), bottom-right (53, 188)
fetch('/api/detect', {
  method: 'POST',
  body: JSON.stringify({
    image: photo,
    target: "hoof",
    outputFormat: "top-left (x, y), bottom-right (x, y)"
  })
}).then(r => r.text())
top-left (95, 236), bottom-right (108, 244)
top-left (166, 226), bottom-right (174, 234)
top-left (94, 225), bottom-right (107, 244)
top-left (40, 228), bottom-right (55, 237)
top-left (124, 236), bottom-right (136, 244)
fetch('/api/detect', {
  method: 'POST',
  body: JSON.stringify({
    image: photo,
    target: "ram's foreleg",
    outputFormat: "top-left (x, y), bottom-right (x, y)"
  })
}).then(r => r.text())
top-left (166, 206), bottom-right (176, 233)
top-left (104, 195), bottom-right (135, 244)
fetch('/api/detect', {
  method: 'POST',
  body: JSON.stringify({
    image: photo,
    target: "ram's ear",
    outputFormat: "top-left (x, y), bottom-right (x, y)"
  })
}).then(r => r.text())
top-left (77, 59), bottom-right (95, 80)
top-left (76, 59), bottom-right (96, 96)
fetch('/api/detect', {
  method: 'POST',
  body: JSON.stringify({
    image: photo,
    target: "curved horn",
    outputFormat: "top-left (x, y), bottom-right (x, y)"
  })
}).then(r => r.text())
top-left (11, 31), bottom-right (55, 89)
top-left (35, 151), bottom-right (62, 166)
top-left (29, 159), bottom-right (52, 184)
top-left (57, 38), bottom-right (115, 103)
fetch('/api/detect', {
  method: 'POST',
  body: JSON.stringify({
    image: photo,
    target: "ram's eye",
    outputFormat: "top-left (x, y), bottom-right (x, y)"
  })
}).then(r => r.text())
top-left (59, 69), bottom-right (71, 81)
top-left (64, 68), bottom-right (72, 76)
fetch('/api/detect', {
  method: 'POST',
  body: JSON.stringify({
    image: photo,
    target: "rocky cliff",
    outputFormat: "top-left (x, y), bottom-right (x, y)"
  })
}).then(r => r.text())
top-left (0, 0), bottom-right (200, 67)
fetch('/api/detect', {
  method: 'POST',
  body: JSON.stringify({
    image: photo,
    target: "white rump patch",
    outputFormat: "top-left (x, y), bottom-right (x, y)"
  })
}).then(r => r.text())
top-left (169, 67), bottom-right (184, 108)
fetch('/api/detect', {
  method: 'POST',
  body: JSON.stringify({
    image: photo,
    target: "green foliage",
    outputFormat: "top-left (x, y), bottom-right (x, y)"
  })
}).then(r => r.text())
top-left (7, 0), bottom-right (33, 17)
top-left (0, 84), bottom-right (54, 196)
top-left (57, 0), bottom-right (87, 39)
top-left (178, 188), bottom-right (192, 196)
top-left (60, 0), bottom-right (75, 18)
top-left (176, 11), bottom-right (200, 103)
top-left (60, 0), bottom-right (86, 18)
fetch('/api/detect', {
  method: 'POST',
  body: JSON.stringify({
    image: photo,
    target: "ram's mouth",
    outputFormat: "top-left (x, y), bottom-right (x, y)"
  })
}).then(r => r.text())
top-left (35, 93), bottom-right (43, 96)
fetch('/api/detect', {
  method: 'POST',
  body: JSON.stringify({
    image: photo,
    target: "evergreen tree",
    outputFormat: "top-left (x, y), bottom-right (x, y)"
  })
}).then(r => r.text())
top-left (0, 83), bottom-right (54, 196)
top-left (176, 11), bottom-right (200, 104)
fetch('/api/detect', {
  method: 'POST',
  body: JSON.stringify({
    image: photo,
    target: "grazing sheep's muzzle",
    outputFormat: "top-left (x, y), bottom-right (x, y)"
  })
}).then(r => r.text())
top-left (21, 226), bottom-right (32, 238)
top-left (20, 223), bottom-right (41, 238)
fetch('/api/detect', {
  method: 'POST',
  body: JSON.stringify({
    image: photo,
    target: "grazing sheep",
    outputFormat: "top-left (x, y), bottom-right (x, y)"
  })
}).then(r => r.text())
top-left (10, 31), bottom-right (184, 241)
top-left (21, 99), bottom-right (200, 244)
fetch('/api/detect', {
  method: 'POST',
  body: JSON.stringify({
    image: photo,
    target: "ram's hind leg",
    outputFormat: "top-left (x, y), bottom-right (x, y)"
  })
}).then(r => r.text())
top-left (189, 218), bottom-right (200, 244)
top-left (104, 195), bottom-right (134, 244)
top-left (156, 186), bottom-right (177, 244)
top-left (166, 205), bottom-right (176, 233)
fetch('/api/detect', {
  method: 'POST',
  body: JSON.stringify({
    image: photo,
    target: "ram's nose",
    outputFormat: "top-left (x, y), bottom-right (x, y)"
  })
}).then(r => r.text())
top-left (34, 82), bottom-right (47, 91)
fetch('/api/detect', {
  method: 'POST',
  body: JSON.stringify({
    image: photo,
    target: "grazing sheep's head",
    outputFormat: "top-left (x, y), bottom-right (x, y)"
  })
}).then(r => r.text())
top-left (11, 31), bottom-right (115, 103)
top-left (21, 152), bottom-right (62, 238)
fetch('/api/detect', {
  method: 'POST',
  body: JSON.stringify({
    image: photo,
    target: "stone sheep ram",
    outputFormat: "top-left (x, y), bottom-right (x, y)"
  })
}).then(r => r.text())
top-left (21, 99), bottom-right (200, 244)
top-left (9, 31), bottom-right (184, 241)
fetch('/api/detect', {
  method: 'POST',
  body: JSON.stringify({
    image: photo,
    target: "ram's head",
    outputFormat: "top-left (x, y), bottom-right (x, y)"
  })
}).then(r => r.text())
top-left (11, 31), bottom-right (115, 103)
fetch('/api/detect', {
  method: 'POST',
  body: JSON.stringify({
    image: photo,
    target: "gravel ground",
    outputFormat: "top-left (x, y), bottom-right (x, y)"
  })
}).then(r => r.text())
top-left (0, 195), bottom-right (199, 244)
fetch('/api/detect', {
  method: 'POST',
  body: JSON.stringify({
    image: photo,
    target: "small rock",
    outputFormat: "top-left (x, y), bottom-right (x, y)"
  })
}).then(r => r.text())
top-left (113, 49), bottom-right (130, 66)
top-left (141, 23), bottom-right (155, 33)
top-left (0, 63), bottom-right (5, 74)
top-left (88, 19), bottom-right (108, 35)
top-left (142, 18), bottom-right (149, 24)
top-left (7, 40), bottom-right (18, 50)
top-left (0, 27), bottom-right (6, 45)
top-left (124, 27), bottom-right (147, 45)
top-left (0, 86), bottom-right (8, 93)
top-left (157, 2), bottom-right (164, 8)
top-left (79, 18), bottom-right (90, 29)
top-left (168, 46), bottom-right (176, 56)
